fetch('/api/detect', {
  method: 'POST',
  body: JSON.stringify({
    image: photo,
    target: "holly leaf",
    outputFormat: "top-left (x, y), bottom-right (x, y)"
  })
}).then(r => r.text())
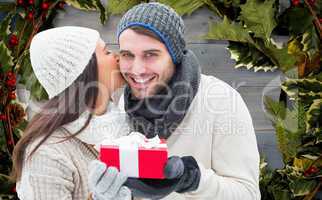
top-left (0, 11), bottom-right (14, 40)
top-left (94, 0), bottom-right (108, 24)
top-left (239, 0), bottom-right (277, 39)
top-left (108, 0), bottom-right (142, 15)
top-left (65, 0), bottom-right (107, 24)
top-left (264, 96), bottom-right (287, 122)
top-left (282, 78), bottom-right (322, 103)
top-left (289, 178), bottom-right (318, 197)
top-left (65, 0), bottom-right (96, 10)
top-left (0, 41), bottom-right (14, 72)
top-left (288, 37), bottom-right (304, 57)
top-left (228, 41), bottom-right (277, 72)
top-left (264, 41), bottom-right (297, 73)
top-left (204, 16), bottom-right (252, 43)
top-left (306, 99), bottom-right (322, 132)
top-left (159, 0), bottom-right (205, 16)
top-left (0, 2), bottom-right (15, 12)
top-left (301, 25), bottom-right (320, 61)
top-left (284, 7), bottom-right (313, 35)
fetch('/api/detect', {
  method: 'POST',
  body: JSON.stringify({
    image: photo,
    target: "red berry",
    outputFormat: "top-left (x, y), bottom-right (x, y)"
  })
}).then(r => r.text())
top-left (304, 166), bottom-right (319, 176)
top-left (308, 166), bottom-right (319, 174)
top-left (8, 92), bottom-right (16, 100)
top-left (28, 0), bottom-right (34, 5)
top-left (26, 11), bottom-right (34, 21)
top-left (0, 114), bottom-right (6, 121)
top-left (319, 18), bottom-right (322, 24)
top-left (11, 185), bottom-right (16, 193)
top-left (17, 0), bottom-right (24, 6)
top-left (6, 79), bottom-right (16, 87)
top-left (9, 35), bottom-right (19, 46)
top-left (7, 139), bottom-right (13, 146)
top-left (10, 35), bottom-right (18, 41)
top-left (308, 0), bottom-right (315, 5)
top-left (41, 2), bottom-right (50, 10)
top-left (7, 72), bottom-right (16, 80)
top-left (292, 0), bottom-right (300, 6)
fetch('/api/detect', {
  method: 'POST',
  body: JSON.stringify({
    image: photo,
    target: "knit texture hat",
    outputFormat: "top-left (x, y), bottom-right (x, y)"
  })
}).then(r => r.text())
top-left (116, 2), bottom-right (185, 64)
top-left (30, 26), bottom-right (100, 99)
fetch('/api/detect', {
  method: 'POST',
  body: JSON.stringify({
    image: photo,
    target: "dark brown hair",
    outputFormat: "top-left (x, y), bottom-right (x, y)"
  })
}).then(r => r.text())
top-left (11, 54), bottom-right (99, 181)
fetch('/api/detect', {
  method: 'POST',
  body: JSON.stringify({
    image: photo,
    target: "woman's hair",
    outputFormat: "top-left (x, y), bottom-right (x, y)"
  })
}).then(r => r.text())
top-left (130, 26), bottom-right (162, 43)
top-left (11, 54), bottom-right (99, 181)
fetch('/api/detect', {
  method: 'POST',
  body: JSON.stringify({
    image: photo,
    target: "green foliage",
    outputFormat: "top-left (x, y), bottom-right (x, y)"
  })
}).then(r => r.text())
top-left (264, 97), bottom-right (306, 163)
top-left (107, 0), bottom-right (143, 15)
top-left (0, 41), bottom-right (14, 72)
top-left (0, 3), bottom-right (15, 12)
top-left (282, 78), bottom-right (322, 103)
top-left (228, 42), bottom-right (278, 72)
top-left (65, 0), bottom-right (107, 24)
top-left (239, 0), bottom-right (277, 39)
top-left (0, 12), bottom-right (14, 39)
top-left (159, 0), bottom-right (205, 16)
top-left (204, 0), bottom-right (297, 72)
top-left (205, 16), bottom-right (252, 42)
top-left (306, 99), bottom-right (322, 132)
top-left (283, 7), bottom-right (314, 35)
top-left (301, 25), bottom-right (320, 61)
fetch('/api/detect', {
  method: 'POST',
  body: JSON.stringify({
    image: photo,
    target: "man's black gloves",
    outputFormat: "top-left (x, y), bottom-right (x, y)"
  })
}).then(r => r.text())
top-left (124, 156), bottom-right (201, 200)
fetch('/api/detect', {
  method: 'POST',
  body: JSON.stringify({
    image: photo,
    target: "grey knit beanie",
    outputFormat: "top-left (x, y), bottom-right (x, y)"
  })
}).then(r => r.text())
top-left (116, 2), bottom-right (185, 64)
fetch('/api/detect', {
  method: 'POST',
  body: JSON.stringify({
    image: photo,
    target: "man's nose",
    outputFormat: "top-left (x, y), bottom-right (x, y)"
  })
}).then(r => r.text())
top-left (131, 58), bottom-right (146, 74)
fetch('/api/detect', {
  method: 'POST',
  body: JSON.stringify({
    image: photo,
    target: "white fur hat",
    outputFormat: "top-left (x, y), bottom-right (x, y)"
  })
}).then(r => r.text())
top-left (30, 26), bottom-right (100, 99)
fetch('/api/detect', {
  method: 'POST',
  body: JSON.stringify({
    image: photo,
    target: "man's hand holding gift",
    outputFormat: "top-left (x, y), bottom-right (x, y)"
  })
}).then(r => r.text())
top-left (98, 132), bottom-right (201, 199)
top-left (125, 156), bottom-right (201, 199)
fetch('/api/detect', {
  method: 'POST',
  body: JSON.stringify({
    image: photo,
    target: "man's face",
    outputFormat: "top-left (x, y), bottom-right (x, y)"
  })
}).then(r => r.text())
top-left (119, 28), bottom-right (175, 99)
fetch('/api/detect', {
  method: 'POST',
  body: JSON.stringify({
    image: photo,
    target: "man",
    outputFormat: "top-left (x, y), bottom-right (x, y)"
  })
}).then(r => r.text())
top-left (113, 2), bottom-right (261, 199)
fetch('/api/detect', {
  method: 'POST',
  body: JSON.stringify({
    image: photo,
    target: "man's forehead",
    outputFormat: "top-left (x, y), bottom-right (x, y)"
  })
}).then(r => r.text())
top-left (119, 49), bottom-right (161, 53)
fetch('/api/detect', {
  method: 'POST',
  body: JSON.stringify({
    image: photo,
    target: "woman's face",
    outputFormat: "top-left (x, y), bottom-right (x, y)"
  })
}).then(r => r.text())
top-left (95, 38), bottom-right (125, 97)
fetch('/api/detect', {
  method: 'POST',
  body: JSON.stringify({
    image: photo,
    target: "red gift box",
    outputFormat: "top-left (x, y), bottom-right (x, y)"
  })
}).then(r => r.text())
top-left (99, 133), bottom-right (168, 179)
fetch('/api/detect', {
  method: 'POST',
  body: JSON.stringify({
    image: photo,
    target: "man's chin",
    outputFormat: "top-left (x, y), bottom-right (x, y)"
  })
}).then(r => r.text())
top-left (130, 88), bottom-right (150, 99)
top-left (129, 83), bottom-right (163, 99)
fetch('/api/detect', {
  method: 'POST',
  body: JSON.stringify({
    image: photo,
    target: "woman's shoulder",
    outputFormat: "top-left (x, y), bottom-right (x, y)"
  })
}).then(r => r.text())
top-left (24, 128), bottom-right (78, 160)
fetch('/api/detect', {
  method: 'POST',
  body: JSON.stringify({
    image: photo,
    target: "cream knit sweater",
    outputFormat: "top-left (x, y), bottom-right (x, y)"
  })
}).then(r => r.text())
top-left (16, 103), bottom-right (130, 200)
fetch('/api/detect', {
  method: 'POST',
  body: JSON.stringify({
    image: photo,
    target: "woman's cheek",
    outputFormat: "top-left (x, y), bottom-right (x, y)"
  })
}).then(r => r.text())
top-left (119, 61), bottom-right (131, 73)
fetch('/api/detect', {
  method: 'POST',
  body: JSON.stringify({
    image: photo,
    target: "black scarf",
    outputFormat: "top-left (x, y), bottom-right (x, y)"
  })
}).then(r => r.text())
top-left (124, 50), bottom-right (201, 139)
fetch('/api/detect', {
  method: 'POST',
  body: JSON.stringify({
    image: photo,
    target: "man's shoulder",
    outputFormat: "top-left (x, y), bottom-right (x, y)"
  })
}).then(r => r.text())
top-left (190, 74), bottom-right (245, 115)
top-left (199, 74), bottom-right (241, 97)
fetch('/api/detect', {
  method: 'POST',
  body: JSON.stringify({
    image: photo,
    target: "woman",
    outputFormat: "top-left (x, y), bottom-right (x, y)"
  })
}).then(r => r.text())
top-left (11, 26), bottom-right (131, 200)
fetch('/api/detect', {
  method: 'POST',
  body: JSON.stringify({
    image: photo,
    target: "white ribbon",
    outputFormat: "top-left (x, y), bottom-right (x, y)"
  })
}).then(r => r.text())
top-left (100, 132), bottom-right (167, 177)
top-left (101, 132), bottom-right (167, 148)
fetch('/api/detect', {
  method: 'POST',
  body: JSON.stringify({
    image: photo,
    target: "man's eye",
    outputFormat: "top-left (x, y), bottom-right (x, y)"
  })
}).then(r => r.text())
top-left (145, 53), bottom-right (156, 58)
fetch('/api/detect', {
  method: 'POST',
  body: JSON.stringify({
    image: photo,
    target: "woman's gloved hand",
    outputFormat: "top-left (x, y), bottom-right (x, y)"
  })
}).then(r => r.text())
top-left (125, 156), bottom-right (201, 199)
top-left (88, 160), bottom-right (131, 200)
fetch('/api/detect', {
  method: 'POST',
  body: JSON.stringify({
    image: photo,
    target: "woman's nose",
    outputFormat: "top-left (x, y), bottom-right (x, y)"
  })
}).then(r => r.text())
top-left (114, 53), bottom-right (120, 63)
